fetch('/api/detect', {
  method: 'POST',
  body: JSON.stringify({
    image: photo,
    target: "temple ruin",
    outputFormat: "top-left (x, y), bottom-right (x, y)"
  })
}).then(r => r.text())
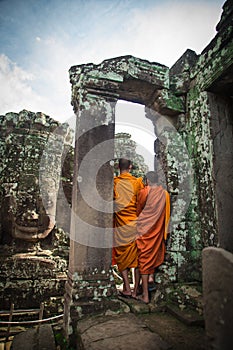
top-left (63, 1), bottom-right (233, 348)
top-left (0, 110), bottom-right (72, 313)
top-left (0, 0), bottom-right (232, 349)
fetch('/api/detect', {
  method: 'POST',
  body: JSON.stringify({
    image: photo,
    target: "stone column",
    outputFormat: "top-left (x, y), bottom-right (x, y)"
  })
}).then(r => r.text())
top-left (203, 247), bottom-right (233, 350)
top-left (63, 68), bottom-right (119, 338)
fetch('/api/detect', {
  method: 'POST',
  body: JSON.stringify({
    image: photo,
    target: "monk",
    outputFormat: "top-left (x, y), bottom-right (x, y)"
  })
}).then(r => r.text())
top-left (113, 158), bottom-right (144, 298)
top-left (136, 171), bottom-right (170, 303)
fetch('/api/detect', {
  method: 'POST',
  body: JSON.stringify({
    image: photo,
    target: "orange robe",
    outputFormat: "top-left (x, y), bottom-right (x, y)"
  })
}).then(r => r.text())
top-left (113, 173), bottom-right (144, 272)
top-left (136, 185), bottom-right (170, 275)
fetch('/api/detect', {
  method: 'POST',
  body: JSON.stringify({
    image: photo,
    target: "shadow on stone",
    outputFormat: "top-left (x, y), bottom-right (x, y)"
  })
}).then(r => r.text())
top-left (11, 324), bottom-right (56, 350)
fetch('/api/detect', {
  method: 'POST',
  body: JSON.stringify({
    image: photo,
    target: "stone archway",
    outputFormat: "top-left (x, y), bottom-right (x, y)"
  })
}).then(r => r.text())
top-left (63, 55), bottom-right (187, 337)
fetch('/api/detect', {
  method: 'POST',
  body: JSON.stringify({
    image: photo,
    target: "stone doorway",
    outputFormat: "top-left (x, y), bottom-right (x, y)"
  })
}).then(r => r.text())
top-left (208, 66), bottom-right (233, 252)
top-left (63, 55), bottom-right (188, 337)
top-left (64, 52), bottom-right (200, 342)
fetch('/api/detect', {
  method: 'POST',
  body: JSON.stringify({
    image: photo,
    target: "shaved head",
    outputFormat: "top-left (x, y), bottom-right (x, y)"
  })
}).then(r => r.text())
top-left (119, 158), bottom-right (131, 171)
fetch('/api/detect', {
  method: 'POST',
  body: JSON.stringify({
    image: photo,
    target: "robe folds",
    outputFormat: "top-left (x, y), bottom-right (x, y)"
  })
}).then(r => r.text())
top-left (113, 172), bottom-right (144, 272)
top-left (136, 185), bottom-right (170, 275)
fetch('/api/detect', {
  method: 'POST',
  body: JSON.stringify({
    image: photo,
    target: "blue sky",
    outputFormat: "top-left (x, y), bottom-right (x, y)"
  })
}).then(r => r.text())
top-left (0, 0), bottom-right (225, 124)
top-left (0, 0), bottom-right (225, 169)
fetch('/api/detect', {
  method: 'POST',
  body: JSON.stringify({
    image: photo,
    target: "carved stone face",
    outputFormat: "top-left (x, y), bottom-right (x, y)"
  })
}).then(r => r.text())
top-left (0, 110), bottom-right (72, 245)
top-left (1, 166), bottom-right (57, 244)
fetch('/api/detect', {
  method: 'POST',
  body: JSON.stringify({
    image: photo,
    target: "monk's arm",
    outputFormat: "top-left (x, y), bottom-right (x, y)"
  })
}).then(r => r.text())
top-left (136, 188), bottom-right (148, 216)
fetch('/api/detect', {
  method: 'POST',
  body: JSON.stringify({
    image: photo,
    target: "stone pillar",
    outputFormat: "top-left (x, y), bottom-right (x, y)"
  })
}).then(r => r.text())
top-left (203, 247), bottom-right (233, 350)
top-left (63, 69), bottom-right (118, 338)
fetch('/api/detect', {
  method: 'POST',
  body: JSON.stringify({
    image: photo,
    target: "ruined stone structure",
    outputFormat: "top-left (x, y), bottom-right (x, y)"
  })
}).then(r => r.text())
top-left (0, 1), bottom-right (231, 348)
top-left (114, 132), bottom-right (149, 177)
top-left (64, 1), bottom-right (233, 348)
top-left (0, 110), bottom-right (72, 312)
top-left (63, 55), bottom-right (185, 338)
top-left (63, 52), bottom-right (195, 340)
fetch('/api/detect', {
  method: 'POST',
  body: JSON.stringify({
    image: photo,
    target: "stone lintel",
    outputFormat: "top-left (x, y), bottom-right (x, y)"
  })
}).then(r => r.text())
top-left (70, 55), bottom-right (169, 105)
top-left (70, 55), bottom-right (169, 87)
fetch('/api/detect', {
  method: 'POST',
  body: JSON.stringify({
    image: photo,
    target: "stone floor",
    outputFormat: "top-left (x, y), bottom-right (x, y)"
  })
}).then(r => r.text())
top-left (0, 296), bottom-right (206, 350)
top-left (75, 296), bottom-right (206, 350)
top-left (138, 311), bottom-right (206, 350)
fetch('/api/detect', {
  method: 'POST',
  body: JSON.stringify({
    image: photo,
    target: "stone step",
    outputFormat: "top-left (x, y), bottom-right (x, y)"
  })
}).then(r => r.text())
top-left (166, 303), bottom-right (204, 327)
top-left (165, 283), bottom-right (203, 315)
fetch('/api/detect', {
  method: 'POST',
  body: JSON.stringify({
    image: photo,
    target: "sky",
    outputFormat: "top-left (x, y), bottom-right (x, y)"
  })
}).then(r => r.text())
top-left (0, 0), bottom-right (225, 168)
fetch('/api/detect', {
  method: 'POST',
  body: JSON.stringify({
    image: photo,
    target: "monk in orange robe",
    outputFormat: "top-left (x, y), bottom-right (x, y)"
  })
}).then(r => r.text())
top-left (136, 171), bottom-right (170, 303)
top-left (113, 158), bottom-right (144, 298)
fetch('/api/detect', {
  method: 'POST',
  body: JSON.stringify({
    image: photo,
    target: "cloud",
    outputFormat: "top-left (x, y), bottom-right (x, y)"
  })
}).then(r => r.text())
top-left (0, 54), bottom-right (41, 114)
top-left (124, 1), bottom-right (223, 66)
top-left (85, 0), bottom-right (223, 67)
top-left (50, 0), bottom-right (222, 70)
top-left (0, 54), bottom-right (73, 121)
top-left (0, 0), bottom-right (224, 124)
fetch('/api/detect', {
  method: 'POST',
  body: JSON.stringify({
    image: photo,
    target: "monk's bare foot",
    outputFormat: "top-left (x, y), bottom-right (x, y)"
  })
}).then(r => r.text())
top-left (118, 290), bottom-right (132, 298)
top-left (131, 291), bottom-right (137, 299)
top-left (136, 294), bottom-right (149, 304)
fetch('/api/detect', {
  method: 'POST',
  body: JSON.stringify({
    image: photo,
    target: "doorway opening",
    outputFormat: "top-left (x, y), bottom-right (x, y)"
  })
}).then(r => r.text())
top-left (113, 99), bottom-right (157, 290)
top-left (114, 100), bottom-right (156, 175)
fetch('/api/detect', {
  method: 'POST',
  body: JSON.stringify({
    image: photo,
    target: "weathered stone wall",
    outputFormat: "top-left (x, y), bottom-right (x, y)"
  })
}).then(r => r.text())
top-left (208, 93), bottom-right (233, 252)
top-left (193, 1), bottom-right (233, 347)
top-left (0, 110), bottom-right (73, 311)
top-left (138, 2), bottom-right (233, 321)
top-left (186, 91), bottom-right (217, 246)
top-left (141, 51), bottom-right (203, 287)
top-left (167, 1), bottom-right (233, 347)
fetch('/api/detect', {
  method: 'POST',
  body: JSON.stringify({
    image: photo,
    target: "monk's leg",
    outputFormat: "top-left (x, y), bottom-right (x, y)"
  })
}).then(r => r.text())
top-left (121, 269), bottom-right (131, 295)
top-left (140, 274), bottom-right (149, 303)
top-left (132, 267), bottom-right (140, 298)
top-left (148, 272), bottom-right (156, 291)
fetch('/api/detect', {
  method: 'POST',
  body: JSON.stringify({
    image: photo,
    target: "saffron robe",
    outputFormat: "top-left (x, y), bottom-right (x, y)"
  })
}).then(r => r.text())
top-left (113, 173), bottom-right (144, 272)
top-left (136, 185), bottom-right (170, 275)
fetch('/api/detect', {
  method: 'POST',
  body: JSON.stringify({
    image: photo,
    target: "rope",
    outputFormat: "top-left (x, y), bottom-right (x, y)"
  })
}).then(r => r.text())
top-left (0, 313), bottom-right (63, 325)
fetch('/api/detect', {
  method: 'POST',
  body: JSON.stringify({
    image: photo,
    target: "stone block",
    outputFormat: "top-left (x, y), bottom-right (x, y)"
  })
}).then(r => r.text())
top-left (11, 324), bottom-right (56, 350)
top-left (76, 313), bottom-right (170, 350)
top-left (202, 247), bottom-right (233, 350)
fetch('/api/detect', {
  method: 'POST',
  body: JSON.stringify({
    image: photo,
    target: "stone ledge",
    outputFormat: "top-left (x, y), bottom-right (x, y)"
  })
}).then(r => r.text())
top-left (166, 304), bottom-right (204, 327)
